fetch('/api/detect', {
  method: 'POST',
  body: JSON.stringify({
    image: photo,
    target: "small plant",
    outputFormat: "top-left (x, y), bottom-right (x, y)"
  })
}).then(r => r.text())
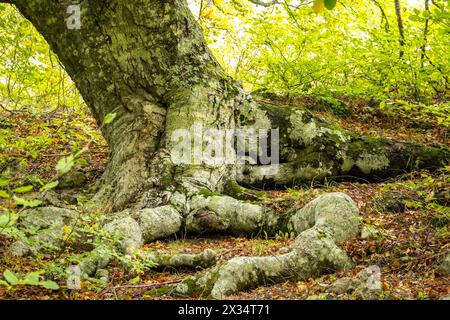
top-left (0, 269), bottom-right (59, 290)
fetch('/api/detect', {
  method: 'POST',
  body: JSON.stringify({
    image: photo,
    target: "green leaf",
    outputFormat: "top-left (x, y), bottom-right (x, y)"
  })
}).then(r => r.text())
top-left (41, 280), bottom-right (59, 290)
top-left (0, 178), bottom-right (9, 187)
top-left (40, 181), bottom-right (59, 192)
top-left (130, 276), bottom-right (140, 285)
top-left (23, 273), bottom-right (40, 286)
top-left (0, 190), bottom-right (9, 199)
top-left (103, 113), bottom-right (117, 124)
top-left (0, 213), bottom-right (17, 228)
top-left (324, 0), bottom-right (337, 10)
top-left (313, 0), bottom-right (325, 14)
top-left (12, 185), bottom-right (33, 193)
top-left (0, 279), bottom-right (10, 288)
top-left (13, 196), bottom-right (42, 208)
top-left (56, 155), bottom-right (75, 176)
top-left (3, 270), bottom-right (19, 286)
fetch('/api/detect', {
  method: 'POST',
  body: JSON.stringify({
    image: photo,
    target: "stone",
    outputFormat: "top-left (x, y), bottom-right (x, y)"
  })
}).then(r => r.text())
top-left (6, 240), bottom-right (31, 258)
top-left (20, 206), bottom-right (78, 230)
top-left (327, 266), bottom-right (382, 300)
top-left (10, 206), bottom-right (79, 254)
top-left (361, 225), bottom-right (382, 239)
top-left (59, 171), bottom-right (87, 189)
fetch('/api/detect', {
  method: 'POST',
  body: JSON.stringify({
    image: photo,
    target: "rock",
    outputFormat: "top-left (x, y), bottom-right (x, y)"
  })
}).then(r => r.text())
top-left (59, 171), bottom-right (87, 189)
top-left (327, 277), bottom-right (354, 295)
top-left (103, 216), bottom-right (143, 254)
top-left (436, 253), bottom-right (450, 275)
top-left (20, 206), bottom-right (78, 228)
top-left (6, 240), bottom-right (31, 257)
top-left (79, 247), bottom-right (112, 275)
top-left (373, 192), bottom-right (409, 213)
top-left (10, 206), bottom-right (79, 255)
top-left (327, 266), bottom-right (382, 300)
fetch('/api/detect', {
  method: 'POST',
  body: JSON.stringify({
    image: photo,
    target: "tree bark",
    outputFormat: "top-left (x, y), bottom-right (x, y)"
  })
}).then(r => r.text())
top-left (2, 0), bottom-right (446, 217)
top-left (394, 0), bottom-right (406, 58)
top-left (4, 0), bottom-right (449, 298)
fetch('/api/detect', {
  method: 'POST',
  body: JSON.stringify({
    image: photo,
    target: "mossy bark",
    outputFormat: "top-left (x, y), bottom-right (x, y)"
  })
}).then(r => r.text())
top-left (8, 0), bottom-right (449, 212)
top-left (175, 193), bottom-right (359, 299)
top-left (237, 103), bottom-right (449, 187)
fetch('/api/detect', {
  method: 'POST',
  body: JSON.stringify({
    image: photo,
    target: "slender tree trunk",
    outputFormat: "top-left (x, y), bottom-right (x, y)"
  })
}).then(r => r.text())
top-left (421, 0), bottom-right (430, 67)
top-left (394, 0), bottom-right (406, 58)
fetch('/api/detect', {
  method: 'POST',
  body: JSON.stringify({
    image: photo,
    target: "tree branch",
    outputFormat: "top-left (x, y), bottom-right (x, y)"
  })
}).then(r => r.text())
top-left (370, 0), bottom-right (390, 31)
top-left (247, 0), bottom-right (280, 7)
top-left (394, 0), bottom-right (406, 58)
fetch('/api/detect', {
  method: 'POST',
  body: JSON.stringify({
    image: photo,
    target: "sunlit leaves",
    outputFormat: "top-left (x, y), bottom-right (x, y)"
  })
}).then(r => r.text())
top-left (0, 190), bottom-right (9, 199)
top-left (0, 5), bottom-right (84, 113)
top-left (313, 0), bottom-right (325, 14)
top-left (0, 178), bottom-right (9, 187)
top-left (3, 270), bottom-right (19, 286)
top-left (1, 269), bottom-right (59, 290)
top-left (103, 112), bottom-right (117, 125)
top-left (12, 185), bottom-right (33, 193)
top-left (56, 155), bottom-right (75, 176)
top-left (23, 273), bottom-right (40, 286)
top-left (324, 0), bottom-right (337, 10)
top-left (41, 280), bottom-right (60, 290)
top-left (13, 196), bottom-right (42, 208)
top-left (313, 0), bottom-right (337, 14)
top-left (0, 212), bottom-right (18, 228)
top-left (40, 181), bottom-right (59, 192)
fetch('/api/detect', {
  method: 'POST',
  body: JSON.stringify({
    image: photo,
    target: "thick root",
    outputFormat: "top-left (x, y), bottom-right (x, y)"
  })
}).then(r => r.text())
top-left (149, 249), bottom-right (217, 270)
top-left (175, 193), bottom-right (359, 298)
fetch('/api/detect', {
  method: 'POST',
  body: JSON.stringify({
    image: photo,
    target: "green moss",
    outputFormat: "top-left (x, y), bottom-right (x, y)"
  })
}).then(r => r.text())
top-left (173, 277), bottom-right (200, 297)
top-left (419, 146), bottom-right (449, 161)
top-left (198, 188), bottom-right (223, 198)
top-left (223, 181), bottom-right (266, 201)
top-left (145, 286), bottom-right (173, 297)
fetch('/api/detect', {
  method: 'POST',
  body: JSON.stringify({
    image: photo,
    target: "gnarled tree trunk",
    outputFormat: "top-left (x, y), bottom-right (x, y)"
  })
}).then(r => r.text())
top-left (4, 0), bottom-right (449, 298)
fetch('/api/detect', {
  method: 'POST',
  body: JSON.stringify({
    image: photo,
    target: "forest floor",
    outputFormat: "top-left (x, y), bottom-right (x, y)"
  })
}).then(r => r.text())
top-left (0, 96), bottom-right (449, 300)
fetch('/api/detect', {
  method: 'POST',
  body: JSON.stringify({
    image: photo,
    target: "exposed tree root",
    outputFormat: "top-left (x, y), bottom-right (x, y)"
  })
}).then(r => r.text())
top-left (148, 249), bottom-right (217, 270)
top-left (7, 192), bottom-right (360, 298)
top-left (174, 193), bottom-right (359, 299)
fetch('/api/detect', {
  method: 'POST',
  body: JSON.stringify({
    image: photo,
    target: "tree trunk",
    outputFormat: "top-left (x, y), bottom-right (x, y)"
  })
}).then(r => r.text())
top-left (10, 0), bottom-right (242, 211)
top-left (8, 0), bottom-right (448, 211)
top-left (4, 0), bottom-right (449, 298)
top-left (394, 0), bottom-right (406, 58)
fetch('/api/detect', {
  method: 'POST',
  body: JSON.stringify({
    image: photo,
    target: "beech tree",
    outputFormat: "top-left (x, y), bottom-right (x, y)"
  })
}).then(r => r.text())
top-left (2, 0), bottom-right (448, 298)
